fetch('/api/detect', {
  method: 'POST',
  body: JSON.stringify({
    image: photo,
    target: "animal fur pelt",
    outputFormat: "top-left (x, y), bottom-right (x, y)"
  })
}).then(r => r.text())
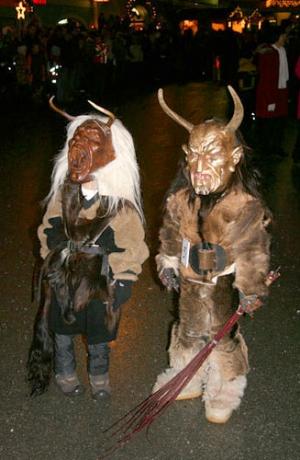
top-left (154, 116), bottom-right (272, 404)
top-left (158, 154), bottom-right (271, 294)
top-left (27, 178), bottom-right (120, 396)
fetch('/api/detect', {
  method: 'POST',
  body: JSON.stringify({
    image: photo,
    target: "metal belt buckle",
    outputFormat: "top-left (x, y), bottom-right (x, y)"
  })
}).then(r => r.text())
top-left (189, 242), bottom-right (227, 276)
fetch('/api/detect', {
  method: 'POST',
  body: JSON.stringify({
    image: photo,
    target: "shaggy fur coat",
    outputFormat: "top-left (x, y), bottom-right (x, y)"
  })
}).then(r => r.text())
top-left (156, 164), bottom-right (271, 380)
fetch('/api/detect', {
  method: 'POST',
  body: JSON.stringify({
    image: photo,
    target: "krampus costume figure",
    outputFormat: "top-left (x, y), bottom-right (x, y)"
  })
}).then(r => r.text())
top-left (27, 99), bottom-right (149, 399)
top-left (154, 86), bottom-right (271, 423)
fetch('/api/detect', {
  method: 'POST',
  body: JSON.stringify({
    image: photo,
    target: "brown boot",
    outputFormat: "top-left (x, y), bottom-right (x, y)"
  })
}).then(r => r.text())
top-left (89, 373), bottom-right (111, 401)
top-left (55, 373), bottom-right (85, 397)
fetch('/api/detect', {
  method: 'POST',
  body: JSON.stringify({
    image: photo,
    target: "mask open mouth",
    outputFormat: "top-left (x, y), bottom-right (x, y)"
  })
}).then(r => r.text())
top-left (68, 146), bottom-right (92, 183)
top-left (192, 171), bottom-right (222, 195)
top-left (193, 172), bottom-right (212, 192)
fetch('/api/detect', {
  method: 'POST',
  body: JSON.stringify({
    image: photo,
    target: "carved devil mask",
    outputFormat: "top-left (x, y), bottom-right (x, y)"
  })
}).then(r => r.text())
top-left (49, 97), bottom-right (116, 183)
top-left (68, 120), bottom-right (115, 183)
top-left (158, 86), bottom-right (244, 195)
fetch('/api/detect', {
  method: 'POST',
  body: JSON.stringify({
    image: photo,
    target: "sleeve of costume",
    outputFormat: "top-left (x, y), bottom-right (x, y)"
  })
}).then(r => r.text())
top-left (155, 192), bottom-right (183, 276)
top-left (108, 207), bottom-right (149, 281)
top-left (37, 190), bottom-right (65, 259)
top-left (231, 199), bottom-right (271, 297)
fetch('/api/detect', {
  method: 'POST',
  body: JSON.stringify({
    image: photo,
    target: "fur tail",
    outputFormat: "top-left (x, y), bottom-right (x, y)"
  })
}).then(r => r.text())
top-left (105, 301), bottom-right (121, 333)
top-left (27, 281), bottom-right (53, 397)
top-left (104, 282), bottom-right (121, 333)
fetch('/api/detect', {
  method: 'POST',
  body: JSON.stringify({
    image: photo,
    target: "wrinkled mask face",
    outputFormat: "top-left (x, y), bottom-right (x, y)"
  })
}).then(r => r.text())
top-left (182, 123), bottom-right (242, 195)
top-left (68, 120), bottom-right (115, 183)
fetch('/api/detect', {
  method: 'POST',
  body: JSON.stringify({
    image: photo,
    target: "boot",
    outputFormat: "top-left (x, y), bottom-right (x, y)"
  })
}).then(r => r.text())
top-left (153, 367), bottom-right (203, 400)
top-left (54, 334), bottom-right (84, 397)
top-left (89, 372), bottom-right (111, 400)
top-left (55, 373), bottom-right (84, 397)
top-left (87, 342), bottom-right (110, 400)
top-left (204, 375), bottom-right (247, 424)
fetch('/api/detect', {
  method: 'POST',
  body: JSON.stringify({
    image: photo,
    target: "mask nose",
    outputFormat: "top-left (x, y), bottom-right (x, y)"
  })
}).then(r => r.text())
top-left (197, 157), bottom-right (203, 172)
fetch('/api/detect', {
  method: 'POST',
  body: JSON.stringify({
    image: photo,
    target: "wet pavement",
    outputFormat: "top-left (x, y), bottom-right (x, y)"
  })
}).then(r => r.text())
top-left (0, 82), bottom-right (300, 460)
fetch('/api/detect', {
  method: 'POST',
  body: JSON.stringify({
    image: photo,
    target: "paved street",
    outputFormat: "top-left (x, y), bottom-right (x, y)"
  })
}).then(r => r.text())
top-left (0, 82), bottom-right (299, 460)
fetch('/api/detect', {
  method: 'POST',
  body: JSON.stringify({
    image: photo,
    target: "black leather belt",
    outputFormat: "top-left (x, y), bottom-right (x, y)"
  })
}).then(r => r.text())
top-left (189, 242), bottom-right (227, 276)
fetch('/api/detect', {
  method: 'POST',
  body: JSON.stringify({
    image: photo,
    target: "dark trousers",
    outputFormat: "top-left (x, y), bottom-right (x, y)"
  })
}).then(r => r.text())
top-left (54, 334), bottom-right (110, 376)
top-left (256, 117), bottom-right (286, 156)
top-left (292, 120), bottom-right (300, 162)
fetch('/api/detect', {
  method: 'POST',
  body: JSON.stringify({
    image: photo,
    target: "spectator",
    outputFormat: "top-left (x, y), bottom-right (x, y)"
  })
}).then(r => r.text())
top-left (27, 42), bottom-right (47, 101)
top-left (254, 24), bottom-right (289, 157)
top-left (292, 55), bottom-right (300, 164)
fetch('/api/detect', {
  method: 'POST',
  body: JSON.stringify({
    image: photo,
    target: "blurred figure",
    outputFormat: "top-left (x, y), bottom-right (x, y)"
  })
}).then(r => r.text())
top-left (237, 31), bottom-right (258, 134)
top-left (254, 25), bottom-right (289, 157)
top-left (292, 55), bottom-right (300, 164)
top-left (90, 32), bottom-right (110, 104)
top-left (128, 32), bottom-right (144, 89)
top-left (15, 43), bottom-right (31, 99)
top-left (56, 27), bottom-right (78, 106)
top-left (219, 28), bottom-right (240, 87)
top-left (27, 42), bottom-right (47, 102)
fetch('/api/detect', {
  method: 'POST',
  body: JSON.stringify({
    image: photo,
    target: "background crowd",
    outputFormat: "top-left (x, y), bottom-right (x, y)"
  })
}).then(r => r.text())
top-left (0, 13), bottom-right (299, 159)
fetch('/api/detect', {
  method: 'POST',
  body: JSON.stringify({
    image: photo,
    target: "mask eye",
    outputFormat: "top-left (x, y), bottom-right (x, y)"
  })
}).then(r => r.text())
top-left (210, 157), bottom-right (225, 166)
top-left (188, 154), bottom-right (198, 164)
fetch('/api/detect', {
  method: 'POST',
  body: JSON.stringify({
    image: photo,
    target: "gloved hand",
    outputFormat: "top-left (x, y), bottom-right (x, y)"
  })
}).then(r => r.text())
top-left (159, 268), bottom-right (180, 292)
top-left (112, 280), bottom-right (133, 311)
top-left (239, 292), bottom-right (267, 315)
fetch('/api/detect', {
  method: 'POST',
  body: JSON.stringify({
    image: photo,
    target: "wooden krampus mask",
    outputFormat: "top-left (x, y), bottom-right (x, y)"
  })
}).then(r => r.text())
top-left (158, 86), bottom-right (244, 195)
top-left (49, 98), bottom-right (116, 183)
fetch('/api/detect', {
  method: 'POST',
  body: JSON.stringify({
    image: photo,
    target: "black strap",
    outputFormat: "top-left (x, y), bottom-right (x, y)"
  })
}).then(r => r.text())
top-left (79, 245), bottom-right (107, 255)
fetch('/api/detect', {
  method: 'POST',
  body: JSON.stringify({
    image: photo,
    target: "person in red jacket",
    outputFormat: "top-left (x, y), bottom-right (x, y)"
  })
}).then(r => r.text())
top-left (255, 25), bottom-right (289, 157)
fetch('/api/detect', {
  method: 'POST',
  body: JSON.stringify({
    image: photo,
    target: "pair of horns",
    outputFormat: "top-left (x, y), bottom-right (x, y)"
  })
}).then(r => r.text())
top-left (48, 97), bottom-right (115, 127)
top-left (158, 85), bottom-right (244, 132)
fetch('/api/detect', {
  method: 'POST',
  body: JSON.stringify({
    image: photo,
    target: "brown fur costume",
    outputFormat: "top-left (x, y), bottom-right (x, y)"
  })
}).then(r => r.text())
top-left (27, 102), bottom-right (149, 397)
top-left (154, 87), bottom-right (271, 423)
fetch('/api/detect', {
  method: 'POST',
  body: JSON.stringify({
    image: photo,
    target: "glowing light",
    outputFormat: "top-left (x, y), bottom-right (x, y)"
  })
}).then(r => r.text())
top-left (266, 0), bottom-right (300, 6)
top-left (16, 1), bottom-right (26, 20)
top-left (227, 5), bottom-right (247, 33)
top-left (180, 19), bottom-right (198, 35)
top-left (228, 6), bottom-right (244, 22)
top-left (211, 23), bottom-right (225, 32)
top-left (126, 0), bottom-right (158, 29)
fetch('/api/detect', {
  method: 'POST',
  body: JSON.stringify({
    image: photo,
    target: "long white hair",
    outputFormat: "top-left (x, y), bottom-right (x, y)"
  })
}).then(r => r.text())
top-left (45, 114), bottom-right (144, 221)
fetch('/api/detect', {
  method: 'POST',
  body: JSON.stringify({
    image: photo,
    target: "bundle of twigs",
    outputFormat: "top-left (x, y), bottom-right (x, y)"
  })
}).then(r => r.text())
top-left (98, 268), bottom-right (280, 459)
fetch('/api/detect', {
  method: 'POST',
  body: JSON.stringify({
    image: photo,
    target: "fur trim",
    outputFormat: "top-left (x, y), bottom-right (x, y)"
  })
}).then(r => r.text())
top-left (44, 115), bottom-right (144, 221)
top-left (153, 367), bottom-right (203, 400)
top-left (153, 324), bottom-right (205, 398)
top-left (204, 375), bottom-right (247, 410)
top-left (156, 254), bottom-right (180, 276)
top-left (203, 348), bottom-right (247, 405)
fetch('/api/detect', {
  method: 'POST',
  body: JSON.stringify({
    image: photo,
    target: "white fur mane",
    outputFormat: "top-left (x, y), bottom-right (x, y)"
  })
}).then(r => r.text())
top-left (45, 114), bottom-right (144, 220)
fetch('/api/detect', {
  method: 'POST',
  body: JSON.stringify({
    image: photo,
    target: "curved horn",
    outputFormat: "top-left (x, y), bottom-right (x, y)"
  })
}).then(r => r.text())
top-left (158, 88), bottom-right (194, 133)
top-left (87, 100), bottom-right (115, 127)
top-left (226, 85), bottom-right (244, 131)
top-left (48, 96), bottom-right (75, 121)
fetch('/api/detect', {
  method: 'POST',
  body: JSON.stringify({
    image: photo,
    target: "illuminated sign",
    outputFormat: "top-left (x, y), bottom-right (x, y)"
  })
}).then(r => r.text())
top-left (33, 0), bottom-right (47, 4)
